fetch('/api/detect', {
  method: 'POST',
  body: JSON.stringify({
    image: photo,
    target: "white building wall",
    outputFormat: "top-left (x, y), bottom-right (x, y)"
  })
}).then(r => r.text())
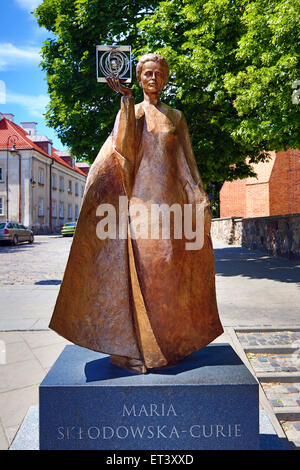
top-left (50, 161), bottom-right (86, 232)
top-left (0, 150), bottom-right (33, 226)
top-left (21, 153), bottom-right (31, 227)
top-left (0, 149), bottom-right (87, 232)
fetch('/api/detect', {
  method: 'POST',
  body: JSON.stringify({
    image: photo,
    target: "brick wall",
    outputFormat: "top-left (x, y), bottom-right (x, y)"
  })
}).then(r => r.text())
top-left (246, 182), bottom-right (269, 218)
top-left (220, 150), bottom-right (300, 219)
top-left (288, 150), bottom-right (299, 214)
top-left (269, 149), bottom-right (300, 216)
top-left (220, 179), bottom-right (247, 218)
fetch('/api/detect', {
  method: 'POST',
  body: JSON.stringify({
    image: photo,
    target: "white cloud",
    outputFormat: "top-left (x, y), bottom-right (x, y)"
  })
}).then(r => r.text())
top-left (14, 0), bottom-right (42, 11)
top-left (6, 90), bottom-right (49, 118)
top-left (0, 43), bottom-right (41, 71)
top-left (0, 80), bottom-right (6, 104)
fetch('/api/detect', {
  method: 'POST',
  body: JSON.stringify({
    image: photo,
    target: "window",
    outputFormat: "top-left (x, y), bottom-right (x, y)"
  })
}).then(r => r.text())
top-left (52, 201), bottom-right (57, 218)
top-left (68, 203), bottom-right (72, 219)
top-left (0, 197), bottom-right (3, 215)
top-left (38, 199), bottom-right (44, 216)
top-left (59, 176), bottom-right (64, 191)
top-left (52, 173), bottom-right (57, 189)
top-left (68, 180), bottom-right (72, 194)
top-left (81, 185), bottom-right (84, 197)
top-left (59, 202), bottom-right (64, 218)
top-left (75, 182), bottom-right (79, 196)
top-left (0, 167), bottom-right (3, 182)
top-left (75, 204), bottom-right (79, 220)
top-left (38, 168), bottom-right (44, 185)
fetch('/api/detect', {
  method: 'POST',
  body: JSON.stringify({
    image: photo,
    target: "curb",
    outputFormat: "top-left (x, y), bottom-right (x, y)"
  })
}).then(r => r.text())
top-left (235, 327), bottom-right (300, 333)
top-left (244, 345), bottom-right (299, 354)
top-left (274, 407), bottom-right (300, 421)
top-left (257, 372), bottom-right (300, 383)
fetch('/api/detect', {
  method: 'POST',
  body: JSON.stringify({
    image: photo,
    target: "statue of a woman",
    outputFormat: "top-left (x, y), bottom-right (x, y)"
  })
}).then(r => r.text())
top-left (49, 53), bottom-right (223, 373)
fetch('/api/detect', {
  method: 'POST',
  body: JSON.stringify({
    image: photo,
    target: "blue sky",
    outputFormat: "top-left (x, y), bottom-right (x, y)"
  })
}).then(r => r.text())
top-left (0, 0), bottom-right (66, 150)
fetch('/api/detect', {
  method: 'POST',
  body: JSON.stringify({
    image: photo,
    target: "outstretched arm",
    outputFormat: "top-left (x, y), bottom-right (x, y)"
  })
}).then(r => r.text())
top-left (107, 78), bottom-right (136, 164)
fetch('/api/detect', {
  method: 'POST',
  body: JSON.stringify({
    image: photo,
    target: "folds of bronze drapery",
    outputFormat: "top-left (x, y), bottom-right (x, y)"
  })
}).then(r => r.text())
top-left (49, 97), bottom-right (223, 373)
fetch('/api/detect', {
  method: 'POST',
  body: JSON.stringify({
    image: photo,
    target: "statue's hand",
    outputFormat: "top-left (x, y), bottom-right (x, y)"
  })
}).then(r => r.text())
top-left (106, 77), bottom-right (133, 97)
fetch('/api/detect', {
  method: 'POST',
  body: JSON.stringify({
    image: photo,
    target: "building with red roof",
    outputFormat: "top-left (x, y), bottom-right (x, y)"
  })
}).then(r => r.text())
top-left (0, 113), bottom-right (89, 234)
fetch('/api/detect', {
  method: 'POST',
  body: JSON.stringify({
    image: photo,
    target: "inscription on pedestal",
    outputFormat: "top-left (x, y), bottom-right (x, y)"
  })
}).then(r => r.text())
top-left (56, 403), bottom-right (242, 443)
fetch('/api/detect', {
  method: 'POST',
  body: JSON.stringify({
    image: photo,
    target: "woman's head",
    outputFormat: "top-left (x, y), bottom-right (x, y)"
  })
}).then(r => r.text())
top-left (136, 53), bottom-right (169, 94)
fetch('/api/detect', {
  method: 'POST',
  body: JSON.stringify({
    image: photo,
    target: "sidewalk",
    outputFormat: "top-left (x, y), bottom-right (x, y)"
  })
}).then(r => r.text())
top-left (0, 285), bottom-right (59, 330)
top-left (1, 239), bottom-right (300, 449)
top-left (0, 330), bottom-right (70, 449)
top-left (214, 240), bottom-right (300, 328)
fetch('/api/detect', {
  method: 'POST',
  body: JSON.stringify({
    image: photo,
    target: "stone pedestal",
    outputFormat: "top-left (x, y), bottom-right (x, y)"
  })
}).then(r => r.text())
top-left (39, 343), bottom-right (259, 450)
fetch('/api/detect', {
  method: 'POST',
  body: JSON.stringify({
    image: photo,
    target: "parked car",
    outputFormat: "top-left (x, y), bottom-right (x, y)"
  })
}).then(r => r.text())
top-left (61, 221), bottom-right (77, 237)
top-left (0, 222), bottom-right (34, 245)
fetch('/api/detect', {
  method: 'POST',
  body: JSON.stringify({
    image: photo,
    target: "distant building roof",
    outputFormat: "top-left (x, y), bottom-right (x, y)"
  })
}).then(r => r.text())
top-left (0, 116), bottom-right (86, 177)
top-left (55, 150), bottom-right (71, 157)
top-left (29, 134), bottom-right (53, 144)
top-left (76, 161), bottom-right (90, 168)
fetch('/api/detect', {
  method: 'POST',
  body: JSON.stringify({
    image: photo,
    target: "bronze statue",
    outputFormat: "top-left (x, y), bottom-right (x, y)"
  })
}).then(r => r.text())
top-left (49, 53), bottom-right (223, 373)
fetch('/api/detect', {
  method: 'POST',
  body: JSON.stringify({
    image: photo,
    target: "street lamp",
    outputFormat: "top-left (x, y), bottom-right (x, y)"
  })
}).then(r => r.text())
top-left (6, 135), bottom-right (19, 222)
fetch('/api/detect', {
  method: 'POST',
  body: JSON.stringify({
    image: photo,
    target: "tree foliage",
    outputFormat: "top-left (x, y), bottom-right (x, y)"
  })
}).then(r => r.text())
top-left (35, 0), bottom-right (300, 184)
top-left (34, 0), bottom-right (159, 161)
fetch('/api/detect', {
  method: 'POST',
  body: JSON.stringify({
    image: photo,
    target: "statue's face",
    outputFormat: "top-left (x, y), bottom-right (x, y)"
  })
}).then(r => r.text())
top-left (139, 61), bottom-right (165, 95)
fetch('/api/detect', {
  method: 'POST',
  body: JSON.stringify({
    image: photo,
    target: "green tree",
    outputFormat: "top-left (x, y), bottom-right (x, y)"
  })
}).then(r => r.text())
top-left (137, 0), bottom-right (300, 183)
top-left (35, 0), bottom-right (300, 184)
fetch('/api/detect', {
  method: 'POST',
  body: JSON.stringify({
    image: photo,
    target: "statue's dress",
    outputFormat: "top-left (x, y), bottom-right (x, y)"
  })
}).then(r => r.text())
top-left (49, 97), bottom-right (223, 369)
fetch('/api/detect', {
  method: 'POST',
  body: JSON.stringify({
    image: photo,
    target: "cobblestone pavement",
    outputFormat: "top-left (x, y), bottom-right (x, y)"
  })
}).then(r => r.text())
top-left (247, 353), bottom-right (299, 373)
top-left (0, 235), bottom-right (72, 285)
top-left (236, 330), bottom-right (300, 449)
top-left (261, 383), bottom-right (300, 408)
top-left (238, 331), bottom-right (300, 347)
top-left (281, 421), bottom-right (300, 448)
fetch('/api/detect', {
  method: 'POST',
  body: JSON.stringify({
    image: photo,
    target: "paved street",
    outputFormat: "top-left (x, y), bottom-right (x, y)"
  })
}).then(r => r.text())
top-left (0, 234), bottom-right (72, 285)
top-left (214, 241), bottom-right (300, 327)
top-left (1, 236), bottom-right (299, 331)
top-left (0, 235), bottom-right (300, 449)
top-left (0, 235), bottom-right (72, 330)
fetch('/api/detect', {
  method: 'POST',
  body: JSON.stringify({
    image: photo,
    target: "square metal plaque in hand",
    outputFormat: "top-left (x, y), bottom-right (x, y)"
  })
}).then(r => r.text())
top-left (96, 45), bottom-right (132, 83)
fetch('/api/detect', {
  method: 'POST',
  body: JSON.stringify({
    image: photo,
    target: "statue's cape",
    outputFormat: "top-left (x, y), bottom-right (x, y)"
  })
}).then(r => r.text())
top-left (49, 102), bottom-right (223, 366)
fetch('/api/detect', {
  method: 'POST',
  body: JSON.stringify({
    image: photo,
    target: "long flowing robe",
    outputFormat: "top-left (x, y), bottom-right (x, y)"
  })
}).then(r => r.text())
top-left (49, 97), bottom-right (223, 368)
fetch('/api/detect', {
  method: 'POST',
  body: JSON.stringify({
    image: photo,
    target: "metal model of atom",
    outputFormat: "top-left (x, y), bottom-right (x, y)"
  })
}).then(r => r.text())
top-left (96, 45), bottom-right (132, 83)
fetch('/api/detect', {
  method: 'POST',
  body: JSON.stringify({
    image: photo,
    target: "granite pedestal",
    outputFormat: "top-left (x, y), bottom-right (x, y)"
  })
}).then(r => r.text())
top-left (39, 343), bottom-right (259, 450)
